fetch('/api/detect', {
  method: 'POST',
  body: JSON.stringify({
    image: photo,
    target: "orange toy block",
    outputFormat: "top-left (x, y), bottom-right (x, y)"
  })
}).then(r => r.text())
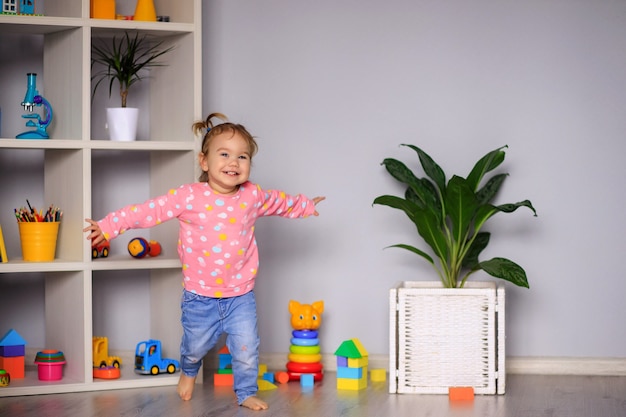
top-left (0, 356), bottom-right (25, 379)
top-left (449, 386), bottom-right (474, 401)
top-left (213, 372), bottom-right (234, 386)
top-left (275, 371), bottom-right (290, 384)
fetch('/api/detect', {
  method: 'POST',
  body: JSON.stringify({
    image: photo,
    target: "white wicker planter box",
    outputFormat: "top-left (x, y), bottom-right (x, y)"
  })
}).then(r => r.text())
top-left (389, 281), bottom-right (505, 395)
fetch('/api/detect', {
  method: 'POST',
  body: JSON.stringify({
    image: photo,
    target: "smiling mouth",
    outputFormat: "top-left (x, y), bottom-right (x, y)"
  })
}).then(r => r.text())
top-left (224, 171), bottom-right (239, 176)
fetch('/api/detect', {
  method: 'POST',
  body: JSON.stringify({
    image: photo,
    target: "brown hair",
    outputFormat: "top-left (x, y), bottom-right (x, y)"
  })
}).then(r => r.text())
top-left (193, 113), bottom-right (259, 182)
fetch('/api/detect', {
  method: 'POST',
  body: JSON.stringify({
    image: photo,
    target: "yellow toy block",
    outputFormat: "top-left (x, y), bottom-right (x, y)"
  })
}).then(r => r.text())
top-left (370, 368), bottom-right (386, 382)
top-left (258, 363), bottom-right (267, 376)
top-left (350, 338), bottom-right (368, 356)
top-left (337, 365), bottom-right (367, 390)
top-left (347, 356), bottom-right (368, 368)
top-left (337, 376), bottom-right (367, 390)
top-left (257, 379), bottom-right (277, 391)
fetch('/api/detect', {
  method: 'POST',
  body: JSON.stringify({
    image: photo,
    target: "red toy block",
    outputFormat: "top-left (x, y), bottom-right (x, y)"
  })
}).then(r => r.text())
top-left (213, 372), bottom-right (234, 386)
top-left (0, 356), bottom-right (25, 379)
top-left (449, 386), bottom-right (474, 401)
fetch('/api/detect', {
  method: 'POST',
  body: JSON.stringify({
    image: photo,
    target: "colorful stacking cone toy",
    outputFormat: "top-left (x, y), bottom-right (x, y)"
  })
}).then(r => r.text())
top-left (285, 300), bottom-right (324, 382)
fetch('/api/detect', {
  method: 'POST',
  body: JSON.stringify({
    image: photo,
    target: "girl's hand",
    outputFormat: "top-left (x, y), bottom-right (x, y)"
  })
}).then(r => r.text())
top-left (83, 218), bottom-right (105, 246)
top-left (311, 196), bottom-right (326, 216)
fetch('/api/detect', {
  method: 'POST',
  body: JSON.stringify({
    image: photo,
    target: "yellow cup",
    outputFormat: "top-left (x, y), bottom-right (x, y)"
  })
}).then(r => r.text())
top-left (18, 222), bottom-right (60, 262)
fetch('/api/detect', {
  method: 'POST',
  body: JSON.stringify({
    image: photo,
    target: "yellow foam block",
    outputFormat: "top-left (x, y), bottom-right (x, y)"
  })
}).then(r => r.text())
top-left (337, 376), bottom-right (367, 390)
top-left (257, 379), bottom-right (277, 391)
top-left (347, 356), bottom-right (368, 368)
top-left (370, 368), bottom-right (386, 382)
top-left (258, 363), bottom-right (267, 376)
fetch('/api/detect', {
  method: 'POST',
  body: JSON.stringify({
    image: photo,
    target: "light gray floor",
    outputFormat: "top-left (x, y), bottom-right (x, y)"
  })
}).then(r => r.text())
top-left (1, 373), bottom-right (625, 417)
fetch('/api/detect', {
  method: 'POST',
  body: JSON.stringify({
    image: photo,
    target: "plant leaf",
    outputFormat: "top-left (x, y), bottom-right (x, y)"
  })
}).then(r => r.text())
top-left (462, 232), bottom-right (490, 269)
top-left (402, 144), bottom-right (446, 194)
top-left (411, 207), bottom-right (448, 263)
top-left (382, 158), bottom-right (440, 213)
top-left (386, 244), bottom-right (435, 265)
top-left (476, 173), bottom-right (507, 205)
top-left (496, 200), bottom-right (537, 216)
top-left (478, 257), bottom-right (530, 288)
top-left (466, 145), bottom-right (507, 191)
top-left (373, 195), bottom-right (420, 220)
top-left (445, 176), bottom-right (478, 246)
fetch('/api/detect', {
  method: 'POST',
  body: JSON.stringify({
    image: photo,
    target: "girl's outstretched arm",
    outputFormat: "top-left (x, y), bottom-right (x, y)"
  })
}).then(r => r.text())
top-left (311, 196), bottom-right (326, 216)
top-left (83, 218), bottom-right (105, 245)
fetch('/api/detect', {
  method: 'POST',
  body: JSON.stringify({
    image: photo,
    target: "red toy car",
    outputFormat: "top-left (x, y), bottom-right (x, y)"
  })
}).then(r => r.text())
top-left (92, 240), bottom-right (110, 259)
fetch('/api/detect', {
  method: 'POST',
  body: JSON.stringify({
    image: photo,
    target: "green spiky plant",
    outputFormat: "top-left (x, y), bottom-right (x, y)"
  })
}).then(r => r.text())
top-left (91, 32), bottom-right (174, 108)
top-left (373, 144), bottom-right (537, 288)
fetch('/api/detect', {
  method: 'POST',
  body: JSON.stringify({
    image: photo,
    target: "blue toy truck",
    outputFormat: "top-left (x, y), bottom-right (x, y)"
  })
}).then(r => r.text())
top-left (134, 339), bottom-right (180, 375)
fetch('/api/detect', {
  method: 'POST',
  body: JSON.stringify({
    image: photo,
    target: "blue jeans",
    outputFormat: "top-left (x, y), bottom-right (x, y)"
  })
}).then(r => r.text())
top-left (180, 289), bottom-right (260, 405)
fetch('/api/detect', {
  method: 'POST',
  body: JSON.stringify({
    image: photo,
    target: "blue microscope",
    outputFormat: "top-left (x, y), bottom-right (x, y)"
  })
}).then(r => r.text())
top-left (16, 73), bottom-right (54, 139)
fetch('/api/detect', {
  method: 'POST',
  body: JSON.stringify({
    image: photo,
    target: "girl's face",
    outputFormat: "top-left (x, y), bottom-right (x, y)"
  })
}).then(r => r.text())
top-left (199, 131), bottom-right (252, 195)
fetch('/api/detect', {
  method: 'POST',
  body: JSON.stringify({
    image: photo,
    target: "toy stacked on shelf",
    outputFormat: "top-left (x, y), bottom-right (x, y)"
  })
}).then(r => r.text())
top-left (213, 345), bottom-right (234, 386)
top-left (334, 338), bottom-right (369, 390)
top-left (285, 300), bottom-right (324, 383)
top-left (0, 329), bottom-right (27, 379)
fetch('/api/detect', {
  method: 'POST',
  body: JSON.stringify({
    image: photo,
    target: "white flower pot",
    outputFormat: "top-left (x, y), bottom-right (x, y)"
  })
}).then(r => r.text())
top-left (389, 281), bottom-right (505, 395)
top-left (106, 107), bottom-right (139, 141)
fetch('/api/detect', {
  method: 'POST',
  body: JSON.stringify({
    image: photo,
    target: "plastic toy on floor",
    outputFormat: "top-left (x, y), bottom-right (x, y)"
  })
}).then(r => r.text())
top-left (285, 300), bottom-right (324, 383)
top-left (334, 338), bottom-right (369, 390)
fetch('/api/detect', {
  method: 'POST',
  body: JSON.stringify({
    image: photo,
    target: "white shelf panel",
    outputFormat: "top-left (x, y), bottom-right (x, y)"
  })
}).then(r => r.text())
top-left (0, 15), bottom-right (81, 34)
top-left (0, 139), bottom-right (195, 151)
top-left (0, 0), bottom-right (200, 397)
top-left (0, 366), bottom-right (179, 397)
top-left (89, 140), bottom-right (195, 151)
top-left (0, 260), bottom-right (88, 274)
top-left (91, 255), bottom-right (182, 271)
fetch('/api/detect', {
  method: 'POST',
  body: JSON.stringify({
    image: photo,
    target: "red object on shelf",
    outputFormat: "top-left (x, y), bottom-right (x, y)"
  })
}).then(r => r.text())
top-left (93, 366), bottom-right (121, 379)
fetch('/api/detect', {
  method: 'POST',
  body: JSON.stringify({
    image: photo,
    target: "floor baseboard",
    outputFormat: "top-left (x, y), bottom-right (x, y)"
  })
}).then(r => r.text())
top-left (259, 353), bottom-right (626, 376)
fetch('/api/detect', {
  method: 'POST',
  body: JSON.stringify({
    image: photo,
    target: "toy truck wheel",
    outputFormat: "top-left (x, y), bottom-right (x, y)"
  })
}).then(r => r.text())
top-left (112, 360), bottom-right (120, 368)
top-left (92, 248), bottom-right (99, 259)
top-left (99, 361), bottom-right (108, 368)
top-left (150, 366), bottom-right (159, 375)
top-left (102, 247), bottom-right (109, 257)
top-left (166, 364), bottom-right (176, 374)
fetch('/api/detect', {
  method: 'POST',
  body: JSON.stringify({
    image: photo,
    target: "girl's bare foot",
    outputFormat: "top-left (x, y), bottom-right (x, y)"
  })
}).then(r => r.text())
top-left (177, 374), bottom-right (196, 401)
top-left (241, 396), bottom-right (269, 410)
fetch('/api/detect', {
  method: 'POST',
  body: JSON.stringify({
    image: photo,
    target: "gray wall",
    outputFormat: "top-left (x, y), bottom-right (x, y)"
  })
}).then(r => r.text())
top-left (203, 0), bottom-right (626, 358)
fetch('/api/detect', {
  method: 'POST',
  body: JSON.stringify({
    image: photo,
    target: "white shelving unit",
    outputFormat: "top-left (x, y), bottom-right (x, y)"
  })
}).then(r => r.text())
top-left (0, 0), bottom-right (202, 396)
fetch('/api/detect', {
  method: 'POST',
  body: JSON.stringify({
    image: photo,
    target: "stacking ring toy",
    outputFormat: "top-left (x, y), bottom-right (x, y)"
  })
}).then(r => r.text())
top-left (287, 353), bottom-right (322, 363)
top-left (292, 330), bottom-right (318, 339)
top-left (289, 345), bottom-right (320, 355)
top-left (286, 371), bottom-right (323, 381)
top-left (290, 337), bottom-right (319, 346)
top-left (286, 361), bottom-right (323, 373)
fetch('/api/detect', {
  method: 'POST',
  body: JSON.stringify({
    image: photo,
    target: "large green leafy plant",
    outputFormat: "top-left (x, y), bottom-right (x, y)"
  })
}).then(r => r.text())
top-left (92, 32), bottom-right (173, 108)
top-left (373, 144), bottom-right (536, 288)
